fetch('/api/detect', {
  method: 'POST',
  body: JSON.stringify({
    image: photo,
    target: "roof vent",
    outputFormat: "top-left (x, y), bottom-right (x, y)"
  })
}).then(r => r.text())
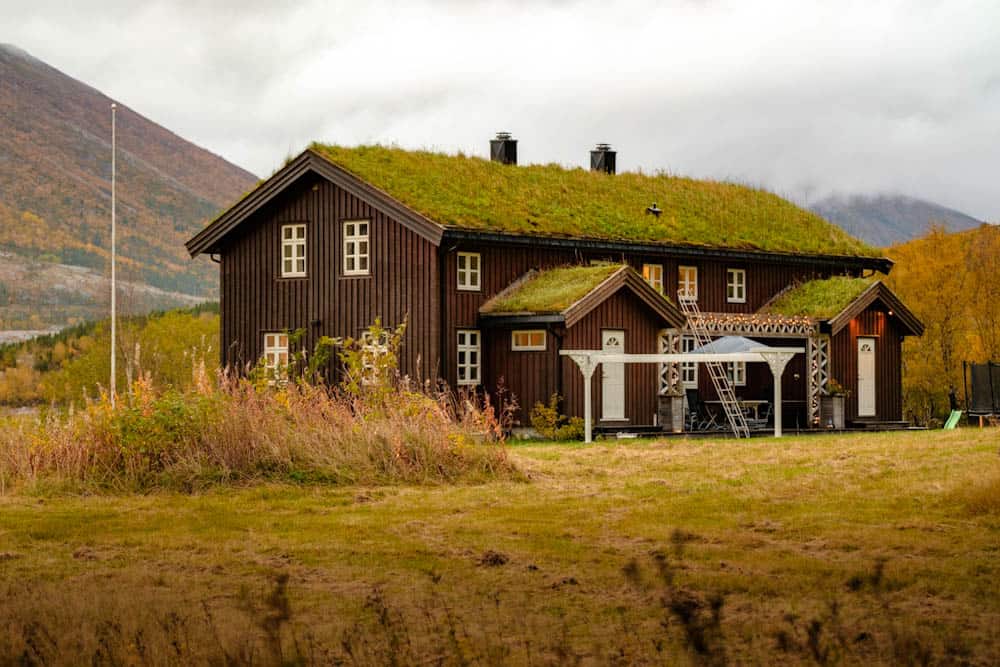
top-left (490, 132), bottom-right (517, 165)
top-left (646, 202), bottom-right (662, 217)
top-left (590, 143), bottom-right (616, 175)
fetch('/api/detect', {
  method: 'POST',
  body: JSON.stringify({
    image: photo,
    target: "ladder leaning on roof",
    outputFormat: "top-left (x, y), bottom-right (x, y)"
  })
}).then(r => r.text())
top-left (678, 293), bottom-right (751, 438)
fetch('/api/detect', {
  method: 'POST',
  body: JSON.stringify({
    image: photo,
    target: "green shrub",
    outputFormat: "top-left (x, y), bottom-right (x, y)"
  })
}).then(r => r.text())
top-left (530, 394), bottom-right (584, 440)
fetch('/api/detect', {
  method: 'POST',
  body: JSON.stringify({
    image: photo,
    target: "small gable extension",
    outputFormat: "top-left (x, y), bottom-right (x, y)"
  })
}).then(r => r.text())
top-left (479, 264), bottom-right (685, 329)
top-left (763, 277), bottom-right (923, 336)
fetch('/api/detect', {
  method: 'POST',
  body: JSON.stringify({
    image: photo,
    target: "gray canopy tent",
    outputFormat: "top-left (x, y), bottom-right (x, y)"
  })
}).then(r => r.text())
top-left (561, 336), bottom-right (803, 443)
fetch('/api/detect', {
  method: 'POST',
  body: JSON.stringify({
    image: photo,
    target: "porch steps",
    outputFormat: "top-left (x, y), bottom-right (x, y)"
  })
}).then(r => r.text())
top-left (678, 294), bottom-right (751, 438)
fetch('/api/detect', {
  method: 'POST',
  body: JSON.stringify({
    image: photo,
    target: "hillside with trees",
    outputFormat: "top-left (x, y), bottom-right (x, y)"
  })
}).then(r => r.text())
top-left (885, 223), bottom-right (1000, 422)
top-left (0, 304), bottom-right (218, 406)
top-left (0, 44), bottom-right (257, 328)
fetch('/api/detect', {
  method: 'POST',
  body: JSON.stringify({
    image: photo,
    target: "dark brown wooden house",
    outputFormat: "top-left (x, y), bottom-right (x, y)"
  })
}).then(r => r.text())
top-left (186, 137), bottom-right (923, 431)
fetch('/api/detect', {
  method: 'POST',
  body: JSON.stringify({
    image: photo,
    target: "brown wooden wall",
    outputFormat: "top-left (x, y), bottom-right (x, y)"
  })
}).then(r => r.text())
top-left (482, 326), bottom-right (563, 424)
top-left (219, 172), bottom-right (440, 380)
top-left (442, 241), bottom-right (853, 390)
top-left (830, 305), bottom-right (904, 422)
top-left (560, 289), bottom-right (665, 426)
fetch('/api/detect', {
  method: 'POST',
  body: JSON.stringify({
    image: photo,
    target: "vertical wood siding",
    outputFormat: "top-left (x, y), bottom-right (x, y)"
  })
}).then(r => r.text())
top-left (482, 326), bottom-right (563, 424)
top-left (219, 173), bottom-right (440, 381)
top-left (441, 243), bottom-right (847, 388)
top-left (830, 305), bottom-right (903, 422)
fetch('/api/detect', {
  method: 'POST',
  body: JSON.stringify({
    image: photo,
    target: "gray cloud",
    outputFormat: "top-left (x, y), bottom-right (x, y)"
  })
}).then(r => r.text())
top-left (6, 0), bottom-right (999, 220)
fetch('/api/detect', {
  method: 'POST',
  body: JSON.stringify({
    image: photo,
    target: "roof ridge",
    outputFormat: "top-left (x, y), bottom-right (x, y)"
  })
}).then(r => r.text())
top-left (559, 264), bottom-right (629, 314)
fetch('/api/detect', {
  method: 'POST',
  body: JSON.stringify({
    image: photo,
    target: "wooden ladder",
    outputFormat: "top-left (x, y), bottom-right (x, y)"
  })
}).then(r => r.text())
top-left (678, 294), bottom-right (751, 438)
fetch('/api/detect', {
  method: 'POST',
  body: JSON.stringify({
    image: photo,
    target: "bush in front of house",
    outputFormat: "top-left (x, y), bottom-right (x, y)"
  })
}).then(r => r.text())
top-left (529, 394), bottom-right (584, 441)
top-left (0, 323), bottom-right (518, 493)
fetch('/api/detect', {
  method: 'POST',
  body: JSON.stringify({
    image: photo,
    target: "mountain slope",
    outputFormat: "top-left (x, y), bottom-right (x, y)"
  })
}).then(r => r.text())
top-left (0, 43), bottom-right (257, 326)
top-left (809, 193), bottom-right (983, 247)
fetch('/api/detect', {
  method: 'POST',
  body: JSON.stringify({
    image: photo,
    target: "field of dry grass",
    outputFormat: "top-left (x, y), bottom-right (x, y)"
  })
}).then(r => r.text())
top-left (1, 429), bottom-right (998, 664)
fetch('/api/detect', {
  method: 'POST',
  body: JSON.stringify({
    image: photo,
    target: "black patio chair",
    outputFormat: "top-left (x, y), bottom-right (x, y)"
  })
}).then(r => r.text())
top-left (685, 389), bottom-right (721, 431)
top-left (746, 402), bottom-right (772, 430)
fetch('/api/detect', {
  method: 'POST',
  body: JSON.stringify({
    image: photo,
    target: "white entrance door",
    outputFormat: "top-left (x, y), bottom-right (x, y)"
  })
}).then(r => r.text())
top-left (857, 337), bottom-right (876, 417)
top-left (602, 330), bottom-right (625, 420)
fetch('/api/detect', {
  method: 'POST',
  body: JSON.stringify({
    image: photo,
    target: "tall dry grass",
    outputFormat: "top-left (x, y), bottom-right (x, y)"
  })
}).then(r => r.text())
top-left (0, 368), bottom-right (518, 494)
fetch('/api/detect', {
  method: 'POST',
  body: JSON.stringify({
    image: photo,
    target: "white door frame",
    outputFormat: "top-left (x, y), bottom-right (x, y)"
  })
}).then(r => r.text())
top-left (857, 336), bottom-right (876, 417)
top-left (601, 330), bottom-right (626, 421)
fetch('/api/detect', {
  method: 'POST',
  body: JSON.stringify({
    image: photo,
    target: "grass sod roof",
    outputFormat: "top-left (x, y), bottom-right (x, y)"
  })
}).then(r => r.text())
top-left (762, 276), bottom-right (877, 319)
top-left (481, 264), bottom-right (626, 314)
top-left (308, 144), bottom-right (882, 258)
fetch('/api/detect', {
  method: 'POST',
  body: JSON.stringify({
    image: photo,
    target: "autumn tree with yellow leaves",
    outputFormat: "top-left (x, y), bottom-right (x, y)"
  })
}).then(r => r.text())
top-left (886, 223), bottom-right (1000, 422)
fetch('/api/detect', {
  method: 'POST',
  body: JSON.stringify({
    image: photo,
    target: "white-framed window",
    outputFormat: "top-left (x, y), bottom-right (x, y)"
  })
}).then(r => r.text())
top-left (280, 224), bottom-right (306, 277)
top-left (263, 332), bottom-right (289, 382)
top-left (679, 265), bottom-right (698, 300)
top-left (457, 252), bottom-right (481, 291)
top-left (727, 268), bottom-right (746, 303)
top-left (727, 361), bottom-right (747, 387)
top-left (343, 220), bottom-right (370, 275)
top-left (359, 329), bottom-right (390, 385)
top-left (456, 329), bottom-right (480, 386)
top-left (642, 263), bottom-right (664, 294)
top-left (681, 334), bottom-right (698, 388)
top-left (511, 330), bottom-right (546, 351)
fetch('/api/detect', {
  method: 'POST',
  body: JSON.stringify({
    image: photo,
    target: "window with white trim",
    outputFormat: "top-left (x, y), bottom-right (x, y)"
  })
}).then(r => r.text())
top-left (359, 329), bottom-right (390, 385)
top-left (457, 252), bottom-right (481, 291)
top-left (642, 263), bottom-right (664, 294)
top-left (343, 220), bottom-right (370, 275)
top-left (263, 332), bottom-right (289, 382)
top-left (681, 334), bottom-right (698, 388)
top-left (727, 268), bottom-right (746, 303)
top-left (679, 265), bottom-right (698, 300)
top-left (281, 224), bottom-right (306, 277)
top-left (511, 330), bottom-right (546, 351)
top-left (727, 361), bottom-right (746, 387)
top-left (456, 330), bottom-right (480, 386)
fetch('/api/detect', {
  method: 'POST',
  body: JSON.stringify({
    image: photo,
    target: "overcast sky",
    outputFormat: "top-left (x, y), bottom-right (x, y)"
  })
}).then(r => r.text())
top-left (6, 0), bottom-right (999, 220)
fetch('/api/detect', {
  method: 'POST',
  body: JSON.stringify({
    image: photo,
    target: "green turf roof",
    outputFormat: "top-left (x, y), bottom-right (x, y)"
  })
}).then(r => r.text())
top-left (482, 264), bottom-right (625, 314)
top-left (309, 143), bottom-right (881, 258)
top-left (762, 276), bottom-right (877, 319)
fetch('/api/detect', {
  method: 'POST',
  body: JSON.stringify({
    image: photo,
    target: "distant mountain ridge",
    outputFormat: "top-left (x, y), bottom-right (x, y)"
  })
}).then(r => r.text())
top-left (809, 193), bottom-right (983, 247)
top-left (0, 43), bottom-right (257, 328)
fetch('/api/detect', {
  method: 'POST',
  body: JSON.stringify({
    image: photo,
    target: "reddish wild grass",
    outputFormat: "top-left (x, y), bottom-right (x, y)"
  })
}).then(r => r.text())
top-left (0, 373), bottom-right (517, 493)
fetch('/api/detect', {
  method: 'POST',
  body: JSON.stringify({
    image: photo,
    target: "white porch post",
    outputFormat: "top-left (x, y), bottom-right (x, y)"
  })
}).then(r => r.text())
top-left (759, 351), bottom-right (795, 438)
top-left (566, 352), bottom-right (600, 443)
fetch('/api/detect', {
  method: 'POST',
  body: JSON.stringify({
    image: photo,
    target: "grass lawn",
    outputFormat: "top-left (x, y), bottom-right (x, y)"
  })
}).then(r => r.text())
top-left (1, 429), bottom-right (998, 664)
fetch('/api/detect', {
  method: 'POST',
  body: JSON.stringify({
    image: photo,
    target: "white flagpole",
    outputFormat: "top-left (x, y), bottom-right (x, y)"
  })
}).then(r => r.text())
top-left (110, 103), bottom-right (117, 407)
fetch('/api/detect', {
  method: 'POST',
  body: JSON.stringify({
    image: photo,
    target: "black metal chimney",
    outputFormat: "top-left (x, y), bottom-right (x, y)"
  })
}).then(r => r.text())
top-left (590, 143), bottom-right (616, 175)
top-left (490, 132), bottom-right (517, 165)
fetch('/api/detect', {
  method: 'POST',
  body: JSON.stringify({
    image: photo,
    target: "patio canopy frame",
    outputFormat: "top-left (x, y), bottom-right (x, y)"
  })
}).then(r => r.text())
top-left (560, 347), bottom-right (804, 442)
